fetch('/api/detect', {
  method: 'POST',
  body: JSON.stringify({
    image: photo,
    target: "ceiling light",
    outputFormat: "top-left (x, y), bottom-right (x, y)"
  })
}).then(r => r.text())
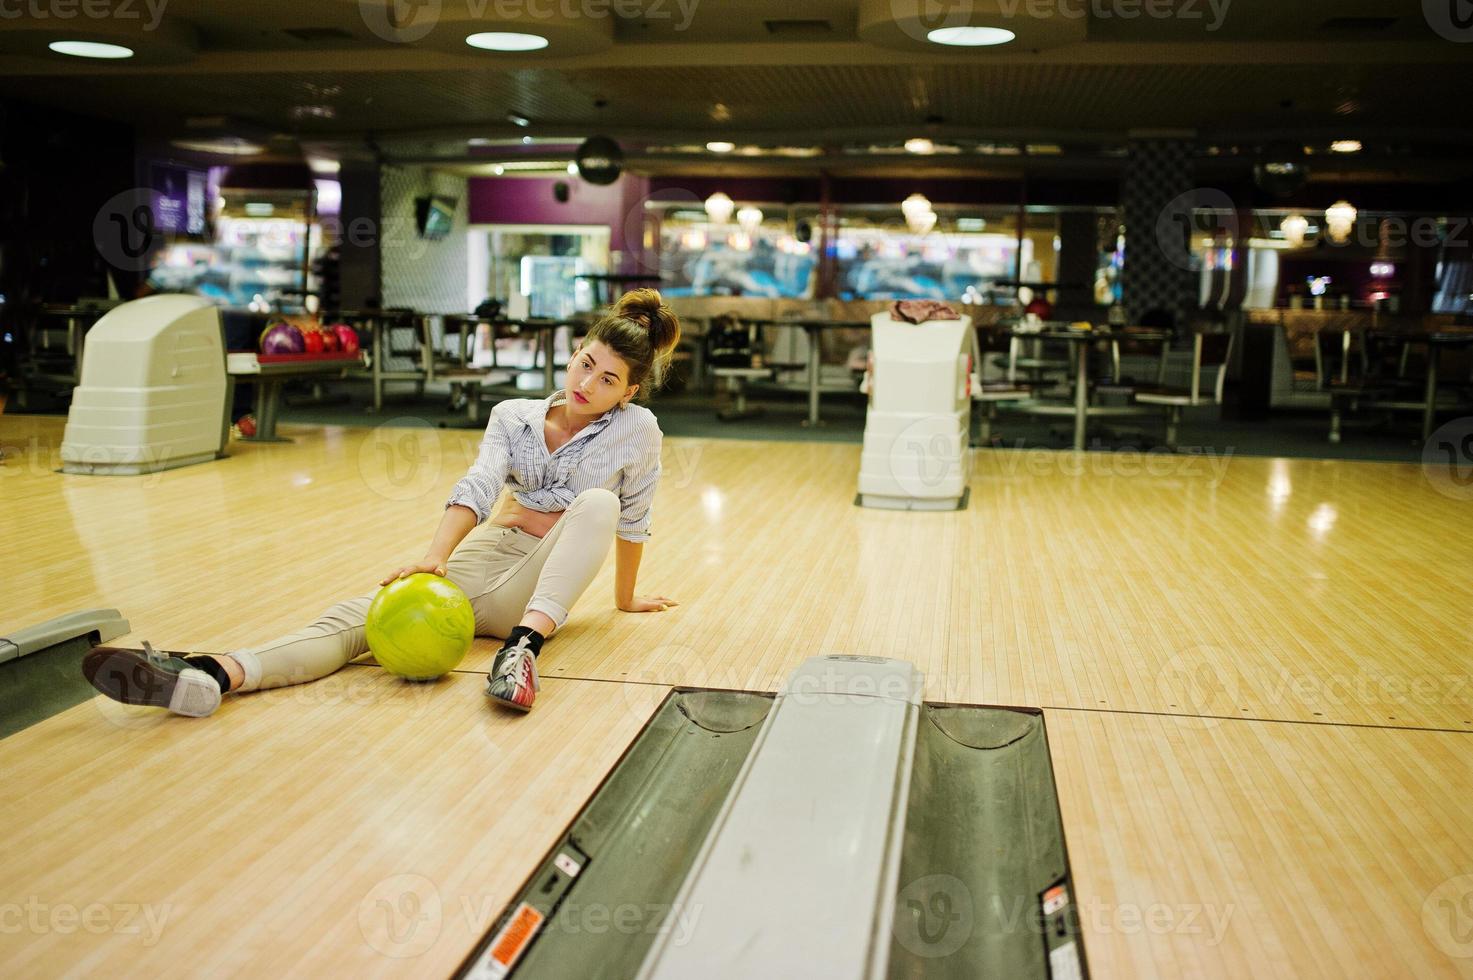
top-left (905, 138), bottom-right (935, 155)
top-left (1330, 140), bottom-right (1362, 154)
top-left (1280, 214), bottom-right (1309, 248)
top-left (705, 192), bottom-right (734, 224)
top-left (507, 112), bottom-right (532, 127)
top-left (1325, 200), bottom-right (1358, 244)
top-left (467, 32), bottom-right (549, 52)
top-left (48, 40), bottom-right (134, 59)
top-left (567, 161), bottom-right (579, 175)
top-left (493, 165), bottom-right (505, 176)
top-left (901, 193), bottom-right (932, 221)
top-left (170, 138), bottom-right (266, 157)
top-left (926, 26), bottom-right (1015, 46)
top-left (706, 141), bottom-right (735, 153)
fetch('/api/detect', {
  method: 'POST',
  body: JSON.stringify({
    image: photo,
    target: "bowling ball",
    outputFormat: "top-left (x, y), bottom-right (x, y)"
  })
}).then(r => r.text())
top-left (302, 328), bottom-right (324, 354)
top-left (260, 322), bottom-right (305, 355)
top-left (331, 323), bottom-right (360, 355)
top-left (320, 328), bottom-right (341, 353)
top-left (365, 573), bottom-right (475, 681)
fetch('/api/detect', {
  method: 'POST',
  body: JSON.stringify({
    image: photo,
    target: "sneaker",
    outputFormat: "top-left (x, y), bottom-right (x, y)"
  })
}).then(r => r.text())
top-left (486, 637), bottom-right (540, 712)
top-left (82, 642), bottom-right (222, 718)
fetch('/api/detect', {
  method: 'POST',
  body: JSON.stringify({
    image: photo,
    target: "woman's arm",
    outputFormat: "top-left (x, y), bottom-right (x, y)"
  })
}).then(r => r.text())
top-left (425, 504), bottom-right (479, 566)
top-left (615, 539), bottom-right (677, 613)
top-left (380, 504), bottom-right (477, 584)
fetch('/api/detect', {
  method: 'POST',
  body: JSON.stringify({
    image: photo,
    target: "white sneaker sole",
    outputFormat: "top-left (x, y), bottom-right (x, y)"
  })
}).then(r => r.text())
top-left (167, 668), bottom-right (223, 717)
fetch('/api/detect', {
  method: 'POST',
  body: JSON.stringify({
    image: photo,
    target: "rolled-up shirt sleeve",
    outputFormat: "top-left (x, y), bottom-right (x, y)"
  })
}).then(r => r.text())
top-left (446, 403), bottom-right (513, 525)
top-left (616, 421), bottom-right (663, 542)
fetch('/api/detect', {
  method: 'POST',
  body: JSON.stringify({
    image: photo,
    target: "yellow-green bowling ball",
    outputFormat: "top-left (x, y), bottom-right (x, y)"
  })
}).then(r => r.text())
top-left (365, 573), bottom-right (475, 680)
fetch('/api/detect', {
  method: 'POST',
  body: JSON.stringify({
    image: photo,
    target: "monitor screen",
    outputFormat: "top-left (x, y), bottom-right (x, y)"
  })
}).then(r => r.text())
top-left (415, 195), bottom-right (456, 240)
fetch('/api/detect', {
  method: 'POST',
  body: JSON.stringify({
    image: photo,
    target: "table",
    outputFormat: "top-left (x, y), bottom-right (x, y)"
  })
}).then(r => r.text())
top-left (19, 304), bottom-right (116, 403)
top-left (1363, 329), bottom-right (1473, 441)
top-left (1001, 327), bottom-right (1171, 450)
top-left (225, 351), bottom-right (365, 441)
top-left (330, 309), bottom-right (431, 413)
top-left (1316, 326), bottom-right (1473, 442)
top-left (438, 316), bottom-right (580, 416)
top-left (749, 318), bottom-right (871, 426)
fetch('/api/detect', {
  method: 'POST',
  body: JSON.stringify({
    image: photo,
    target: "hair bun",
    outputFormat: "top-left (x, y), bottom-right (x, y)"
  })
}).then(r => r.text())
top-left (615, 287), bottom-right (664, 324)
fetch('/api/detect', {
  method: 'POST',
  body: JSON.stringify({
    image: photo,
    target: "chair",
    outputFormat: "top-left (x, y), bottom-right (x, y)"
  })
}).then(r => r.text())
top-left (970, 327), bottom-right (1037, 445)
top-left (708, 315), bottom-right (772, 421)
top-left (1315, 327), bottom-right (1394, 443)
top-left (1133, 331), bottom-right (1234, 449)
top-left (1092, 327), bottom-right (1171, 398)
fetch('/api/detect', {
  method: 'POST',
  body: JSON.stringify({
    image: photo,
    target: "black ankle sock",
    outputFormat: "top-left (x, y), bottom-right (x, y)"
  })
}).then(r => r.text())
top-left (185, 655), bottom-right (233, 692)
top-left (506, 625), bottom-right (546, 658)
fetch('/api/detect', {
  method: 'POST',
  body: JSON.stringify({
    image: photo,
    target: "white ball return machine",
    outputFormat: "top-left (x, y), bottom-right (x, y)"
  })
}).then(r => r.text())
top-left (856, 308), bottom-right (975, 511)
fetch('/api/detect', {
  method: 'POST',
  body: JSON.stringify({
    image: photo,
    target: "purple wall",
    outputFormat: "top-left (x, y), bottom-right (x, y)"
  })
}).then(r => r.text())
top-left (468, 174), bottom-right (652, 272)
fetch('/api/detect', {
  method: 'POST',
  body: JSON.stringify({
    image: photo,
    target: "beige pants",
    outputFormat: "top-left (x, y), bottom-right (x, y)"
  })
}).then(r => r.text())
top-left (229, 488), bottom-right (619, 692)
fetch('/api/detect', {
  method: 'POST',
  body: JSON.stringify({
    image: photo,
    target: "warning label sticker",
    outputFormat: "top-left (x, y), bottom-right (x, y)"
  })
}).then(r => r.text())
top-left (471, 903), bottom-right (544, 980)
top-left (1042, 884), bottom-right (1070, 917)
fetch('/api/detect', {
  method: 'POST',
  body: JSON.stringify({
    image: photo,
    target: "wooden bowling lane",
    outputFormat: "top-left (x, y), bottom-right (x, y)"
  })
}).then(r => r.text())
top-left (1044, 709), bottom-right (1473, 978)
top-left (541, 440), bottom-right (1473, 732)
top-left (0, 672), bottom-right (669, 977)
top-left (5, 414), bottom-right (1472, 731)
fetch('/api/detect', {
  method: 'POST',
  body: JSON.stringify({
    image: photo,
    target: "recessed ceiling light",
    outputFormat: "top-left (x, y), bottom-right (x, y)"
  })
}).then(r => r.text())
top-left (507, 112), bottom-right (532, 127)
top-left (706, 141), bottom-right (736, 153)
top-left (905, 138), bottom-right (935, 155)
top-left (170, 138), bottom-right (266, 156)
top-left (467, 32), bottom-right (548, 52)
top-left (493, 165), bottom-right (505, 176)
top-left (926, 26), bottom-right (1015, 46)
top-left (1330, 139), bottom-right (1363, 154)
top-left (48, 40), bottom-right (134, 59)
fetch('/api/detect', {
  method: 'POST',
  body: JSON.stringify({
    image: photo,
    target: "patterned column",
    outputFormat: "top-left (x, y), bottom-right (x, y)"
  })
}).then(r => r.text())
top-left (1121, 136), bottom-right (1197, 328)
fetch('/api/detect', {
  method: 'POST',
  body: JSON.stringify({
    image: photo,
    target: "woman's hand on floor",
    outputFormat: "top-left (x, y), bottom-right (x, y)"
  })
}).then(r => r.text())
top-left (379, 559), bottom-right (448, 586)
top-left (619, 595), bottom-right (678, 613)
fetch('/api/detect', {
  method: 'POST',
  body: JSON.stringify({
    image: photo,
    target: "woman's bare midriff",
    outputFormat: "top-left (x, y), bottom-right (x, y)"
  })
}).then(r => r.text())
top-left (491, 496), bottom-right (564, 538)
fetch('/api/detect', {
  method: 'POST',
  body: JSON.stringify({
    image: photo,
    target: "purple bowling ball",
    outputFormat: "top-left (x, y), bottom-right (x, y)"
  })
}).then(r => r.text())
top-left (260, 322), bottom-right (305, 355)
